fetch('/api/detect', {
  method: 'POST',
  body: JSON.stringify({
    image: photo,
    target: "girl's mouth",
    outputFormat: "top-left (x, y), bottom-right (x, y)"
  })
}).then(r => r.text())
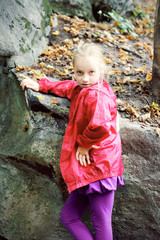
top-left (81, 84), bottom-right (90, 88)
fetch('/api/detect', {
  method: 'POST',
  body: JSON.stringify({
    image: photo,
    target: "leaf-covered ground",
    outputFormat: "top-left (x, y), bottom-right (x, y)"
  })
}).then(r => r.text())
top-left (16, 0), bottom-right (160, 135)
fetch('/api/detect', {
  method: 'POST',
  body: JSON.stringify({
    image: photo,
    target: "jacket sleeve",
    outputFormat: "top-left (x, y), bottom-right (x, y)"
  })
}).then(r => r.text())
top-left (76, 93), bottom-right (116, 149)
top-left (38, 78), bottom-right (77, 99)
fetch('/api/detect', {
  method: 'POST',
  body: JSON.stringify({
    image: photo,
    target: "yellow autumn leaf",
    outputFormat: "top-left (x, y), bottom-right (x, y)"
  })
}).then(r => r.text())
top-left (151, 102), bottom-right (160, 111)
top-left (51, 97), bottom-right (59, 104)
top-left (118, 50), bottom-right (127, 58)
top-left (114, 69), bottom-right (122, 75)
top-left (58, 14), bottom-right (70, 21)
top-left (116, 77), bottom-right (122, 84)
top-left (146, 72), bottom-right (152, 81)
top-left (64, 27), bottom-right (71, 32)
top-left (154, 128), bottom-right (160, 137)
top-left (55, 69), bottom-right (67, 76)
top-left (134, 42), bottom-right (143, 48)
top-left (105, 58), bottom-right (112, 64)
top-left (156, 110), bottom-right (160, 116)
top-left (118, 36), bottom-right (128, 43)
top-left (67, 66), bottom-right (74, 70)
top-left (18, 74), bottom-right (25, 78)
top-left (39, 62), bottom-right (46, 68)
top-left (130, 79), bottom-right (141, 83)
top-left (112, 86), bottom-right (127, 92)
top-left (52, 30), bottom-right (60, 36)
top-left (50, 16), bottom-right (53, 26)
top-left (123, 77), bottom-right (131, 84)
top-left (134, 66), bottom-right (146, 73)
top-left (126, 35), bottom-right (136, 40)
top-left (37, 95), bottom-right (43, 100)
top-left (135, 28), bottom-right (143, 34)
top-left (102, 38), bottom-right (109, 43)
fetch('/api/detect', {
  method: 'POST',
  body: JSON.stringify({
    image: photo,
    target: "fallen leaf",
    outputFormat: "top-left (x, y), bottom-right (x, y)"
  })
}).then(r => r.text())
top-left (52, 30), bottom-right (60, 35)
top-left (39, 62), bottom-right (46, 68)
top-left (130, 79), bottom-right (141, 83)
top-left (50, 16), bottom-right (54, 26)
top-left (102, 38), bottom-right (109, 43)
top-left (116, 77), bottom-right (122, 84)
top-left (113, 86), bottom-right (127, 92)
top-left (37, 95), bottom-right (43, 100)
top-left (51, 97), bottom-right (59, 104)
top-left (116, 99), bottom-right (140, 118)
top-left (118, 36), bottom-right (128, 43)
top-left (114, 68), bottom-right (122, 75)
top-left (64, 26), bottom-right (70, 32)
top-left (18, 74), bottom-right (26, 78)
top-left (146, 72), bottom-right (152, 81)
top-left (123, 77), bottom-right (131, 84)
top-left (151, 102), bottom-right (160, 111)
top-left (126, 35), bottom-right (136, 40)
top-left (134, 66), bottom-right (146, 73)
top-left (105, 58), bottom-right (112, 64)
top-left (154, 128), bottom-right (160, 137)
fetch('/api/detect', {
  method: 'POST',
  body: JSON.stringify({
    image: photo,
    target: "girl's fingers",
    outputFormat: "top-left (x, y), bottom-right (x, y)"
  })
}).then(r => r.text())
top-left (20, 78), bottom-right (39, 91)
top-left (76, 150), bottom-right (79, 161)
top-left (86, 154), bottom-right (91, 165)
top-left (79, 154), bottom-right (84, 166)
top-left (76, 150), bottom-right (91, 167)
top-left (20, 79), bottom-right (30, 90)
top-left (83, 156), bottom-right (87, 167)
top-left (77, 153), bottom-right (87, 167)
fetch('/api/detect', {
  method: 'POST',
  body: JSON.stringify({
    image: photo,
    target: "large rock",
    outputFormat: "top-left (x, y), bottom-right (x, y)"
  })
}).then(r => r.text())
top-left (92, 0), bottom-right (134, 20)
top-left (0, 69), bottom-right (160, 239)
top-left (49, 0), bottom-right (134, 21)
top-left (0, 69), bottom-right (70, 240)
top-left (0, 0), bottom-right (51, 67)
top-left (49, 0), bottom-right (95, 21)
top-left (115, 119), bottom-right (160, 240)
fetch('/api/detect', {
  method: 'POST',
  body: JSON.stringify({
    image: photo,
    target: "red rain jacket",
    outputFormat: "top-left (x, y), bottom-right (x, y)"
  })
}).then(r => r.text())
top-left (39, 78), bottom-right (124, 193)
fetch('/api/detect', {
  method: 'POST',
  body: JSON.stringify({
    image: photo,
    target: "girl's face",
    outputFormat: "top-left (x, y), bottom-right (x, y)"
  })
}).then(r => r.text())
top-left (74, 55), bottom-right (101, 88)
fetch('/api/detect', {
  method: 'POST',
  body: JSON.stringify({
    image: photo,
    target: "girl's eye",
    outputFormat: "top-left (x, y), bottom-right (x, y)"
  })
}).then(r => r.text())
top-left (90, 71), bottom-right (95, 74)
top-left (77, 71), bottom-right (82, 75)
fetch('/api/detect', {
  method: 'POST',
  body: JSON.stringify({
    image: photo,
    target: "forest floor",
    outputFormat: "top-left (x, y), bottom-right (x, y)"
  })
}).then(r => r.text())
top-left (16, 0), bottom-right (160, 135)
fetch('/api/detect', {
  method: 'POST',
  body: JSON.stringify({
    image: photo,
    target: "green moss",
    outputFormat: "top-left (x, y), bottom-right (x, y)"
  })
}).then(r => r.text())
top-left (31, 31), bottom-right (38, 47)
top-left (19, 44), bottom-right (30, 53)
top-left (43, 0), bottom-right (52, 17)
top-left (9, 20), bottom-right (14, 30)
top-left (21, 17), bottom-right (32, 36)
top-left (41, 0), bottom-right (52, 36)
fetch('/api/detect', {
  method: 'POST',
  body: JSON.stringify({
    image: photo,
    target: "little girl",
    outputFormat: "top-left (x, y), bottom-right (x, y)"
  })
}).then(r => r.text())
top-left (21, 43), bottom-right (124, 240)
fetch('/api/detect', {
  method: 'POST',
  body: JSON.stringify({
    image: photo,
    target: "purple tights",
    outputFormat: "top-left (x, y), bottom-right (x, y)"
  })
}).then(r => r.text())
top-left (60, 189), bottom-right (114, 240)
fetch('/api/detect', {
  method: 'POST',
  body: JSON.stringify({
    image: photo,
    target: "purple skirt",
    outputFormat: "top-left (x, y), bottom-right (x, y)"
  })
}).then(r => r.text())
top-left (78, 176), bottom-right (124, 195)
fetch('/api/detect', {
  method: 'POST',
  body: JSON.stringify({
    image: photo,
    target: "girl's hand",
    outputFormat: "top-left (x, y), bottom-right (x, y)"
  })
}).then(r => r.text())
top-left (76, 146), bottom-right (90, 167)
top-left (76, 145), bottom-right (100, 167)
top-left (20, 77), bottom-right (39, 91)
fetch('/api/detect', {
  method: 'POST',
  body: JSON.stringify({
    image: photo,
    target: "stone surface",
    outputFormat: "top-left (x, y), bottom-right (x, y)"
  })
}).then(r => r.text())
top-left (49, 0), bottom-right (134, 21)
top-left (0, 0), bottom-right (51, 67)
top-left (49, 0), bottom-right (95, 21)
top-left (114, 119), bottom-right (160, 240)
top-left (0, 69), bottom-right (160, 239)
top-left (92, 0), bottom-right (134, 20)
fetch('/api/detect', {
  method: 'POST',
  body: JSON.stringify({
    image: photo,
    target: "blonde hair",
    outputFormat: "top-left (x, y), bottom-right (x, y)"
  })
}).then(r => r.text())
top-left (73, 42), bottom-right (106, 78)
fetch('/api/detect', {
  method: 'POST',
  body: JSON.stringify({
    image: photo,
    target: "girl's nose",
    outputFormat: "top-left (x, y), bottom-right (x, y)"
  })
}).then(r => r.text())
top-left (82, 74), bottom-right (89, 82)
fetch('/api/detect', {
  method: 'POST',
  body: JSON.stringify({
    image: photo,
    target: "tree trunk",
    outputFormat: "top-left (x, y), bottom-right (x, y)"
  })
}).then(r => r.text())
top-left (152, 0), bottom-right (160, 103)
